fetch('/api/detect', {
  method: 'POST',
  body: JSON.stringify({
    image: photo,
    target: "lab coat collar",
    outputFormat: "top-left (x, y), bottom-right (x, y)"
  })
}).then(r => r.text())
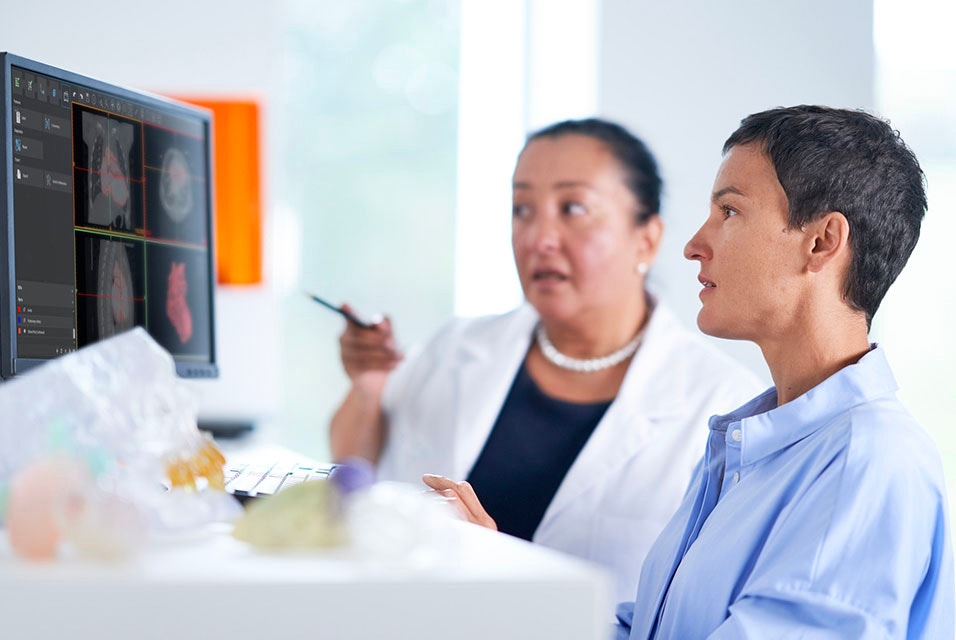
top-left (540, 300), bottom-right (693, 527)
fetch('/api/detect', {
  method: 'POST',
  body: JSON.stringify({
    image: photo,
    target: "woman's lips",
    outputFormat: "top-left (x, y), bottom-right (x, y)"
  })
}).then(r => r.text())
top-left (532, 269), bottom-right (569, 283)
top-left (697, 275), bottom-right (716, 298)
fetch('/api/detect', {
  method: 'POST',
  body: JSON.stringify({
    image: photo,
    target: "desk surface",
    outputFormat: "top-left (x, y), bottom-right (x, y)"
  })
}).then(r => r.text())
top-left (1, 509), bottom-right (613, 640)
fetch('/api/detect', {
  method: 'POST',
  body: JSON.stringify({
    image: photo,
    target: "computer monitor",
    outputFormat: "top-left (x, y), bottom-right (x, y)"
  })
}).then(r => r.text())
top-left (0, 52), bottom-right (218, 379)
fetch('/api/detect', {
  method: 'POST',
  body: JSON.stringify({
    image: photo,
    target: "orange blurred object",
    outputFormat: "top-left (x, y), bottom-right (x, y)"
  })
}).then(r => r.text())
top-left (170, 97), bottom-right (263, 285)
top-left (164, 437), bottom-right (227, 491)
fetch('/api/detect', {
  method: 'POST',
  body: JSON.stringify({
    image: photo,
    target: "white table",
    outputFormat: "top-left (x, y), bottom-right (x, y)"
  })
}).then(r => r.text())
top-left (0, 511), bottom-right (613, 639)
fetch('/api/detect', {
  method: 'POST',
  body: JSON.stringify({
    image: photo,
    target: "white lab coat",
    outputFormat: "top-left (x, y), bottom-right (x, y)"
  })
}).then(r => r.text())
top-left (378, 301), bottom-right (763, 603)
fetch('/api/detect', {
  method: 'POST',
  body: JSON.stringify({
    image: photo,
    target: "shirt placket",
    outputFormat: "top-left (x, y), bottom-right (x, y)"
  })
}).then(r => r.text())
top-left (720, 421), bottom-right (743, 499)
top-left (649, 426), bottom-right (728, 639)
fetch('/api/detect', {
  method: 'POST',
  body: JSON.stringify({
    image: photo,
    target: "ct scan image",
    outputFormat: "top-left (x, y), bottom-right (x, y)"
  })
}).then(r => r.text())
top-left (74, 232), bottom-right (146, 346)
top-left (143, 124), bottom-right (208, 246)
top-left (72, 106), bottom-right (144, 233)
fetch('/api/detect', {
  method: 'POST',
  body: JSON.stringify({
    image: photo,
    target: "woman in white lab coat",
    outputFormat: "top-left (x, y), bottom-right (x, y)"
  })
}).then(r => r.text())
top-left (329, 118), bottom-right (761, 602)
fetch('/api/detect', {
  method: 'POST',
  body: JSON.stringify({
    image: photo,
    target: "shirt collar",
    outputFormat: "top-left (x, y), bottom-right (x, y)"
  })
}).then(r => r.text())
top-left (708, 345), bottom-right (899, 466)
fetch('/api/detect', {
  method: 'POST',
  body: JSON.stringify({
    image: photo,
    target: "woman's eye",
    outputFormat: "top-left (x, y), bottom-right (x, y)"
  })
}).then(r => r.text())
top-left (563, 202), bottom-right (587, 216)
top-left (513, 203), bottom-right (530, 218)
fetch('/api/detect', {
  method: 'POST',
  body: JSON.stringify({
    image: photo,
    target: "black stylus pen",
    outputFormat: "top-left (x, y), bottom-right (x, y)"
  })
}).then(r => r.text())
top-left (304, 291), bottom-right (383, 329)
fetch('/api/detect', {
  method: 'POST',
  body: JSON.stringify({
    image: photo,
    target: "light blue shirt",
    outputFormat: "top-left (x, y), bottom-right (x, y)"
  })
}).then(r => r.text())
top-left (616, 346), bottom-right (954, 639)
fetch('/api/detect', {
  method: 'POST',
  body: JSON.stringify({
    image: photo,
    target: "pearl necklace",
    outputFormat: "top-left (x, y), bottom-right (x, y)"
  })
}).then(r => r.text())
top-left (535, 323), bottom-right (644, 373)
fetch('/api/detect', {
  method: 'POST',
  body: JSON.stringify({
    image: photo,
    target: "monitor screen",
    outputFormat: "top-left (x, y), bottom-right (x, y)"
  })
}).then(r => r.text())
top-left (0, 52), bottom-right (217, 379)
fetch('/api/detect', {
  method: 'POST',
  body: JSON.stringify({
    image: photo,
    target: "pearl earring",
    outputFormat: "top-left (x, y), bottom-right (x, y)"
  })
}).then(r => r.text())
top-left (636, 262), bottom-right (649, 275)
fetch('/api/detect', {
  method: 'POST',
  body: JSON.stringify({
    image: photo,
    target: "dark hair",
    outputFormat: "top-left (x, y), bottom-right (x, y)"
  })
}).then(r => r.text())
top-left (526, 118), bottom-right (662, 224)
top-left (724, 106), bottom-right (926, 326)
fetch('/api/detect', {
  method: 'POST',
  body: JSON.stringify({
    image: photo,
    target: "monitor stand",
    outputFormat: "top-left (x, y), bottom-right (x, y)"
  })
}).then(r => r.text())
top-left (199, 419), bottom-right (256, 439)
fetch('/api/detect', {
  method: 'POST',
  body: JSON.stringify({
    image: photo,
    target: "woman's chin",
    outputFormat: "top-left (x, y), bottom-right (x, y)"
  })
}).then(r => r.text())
top-left (697, 313), bottom-right (750, 342)
top-left (696, 311), bottom-right (730, 339)
top-left (528, 297), bottom-right (575, 324)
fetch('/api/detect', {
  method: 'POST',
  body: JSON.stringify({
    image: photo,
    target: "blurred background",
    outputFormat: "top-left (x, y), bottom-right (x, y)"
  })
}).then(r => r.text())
top-left (2, 0), bottom-right (953, 509)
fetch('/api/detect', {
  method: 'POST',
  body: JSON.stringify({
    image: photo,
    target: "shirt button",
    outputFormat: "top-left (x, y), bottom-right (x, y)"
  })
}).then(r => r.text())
top-left (731, 429), bottom-right (742, 442)
top-left (732, 472), bottom-right (740, 484)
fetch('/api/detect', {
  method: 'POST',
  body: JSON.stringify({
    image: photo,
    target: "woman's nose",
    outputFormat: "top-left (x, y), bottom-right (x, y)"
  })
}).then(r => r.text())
top-left (525, 217), bottom-right (561, 253)
top-left (684, 224), bottom-right (709, 262)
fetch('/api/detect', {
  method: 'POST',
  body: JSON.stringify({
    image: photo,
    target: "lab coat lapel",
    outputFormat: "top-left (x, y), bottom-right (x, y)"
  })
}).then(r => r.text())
top-left (451, 305), bottom-right (538, 479)
top-left (537, 305), bottom-right (682, 531)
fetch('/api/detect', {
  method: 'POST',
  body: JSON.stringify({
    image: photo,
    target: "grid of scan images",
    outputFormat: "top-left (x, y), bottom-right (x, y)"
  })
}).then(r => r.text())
top-left (71, 104), bottom-right (211, 360)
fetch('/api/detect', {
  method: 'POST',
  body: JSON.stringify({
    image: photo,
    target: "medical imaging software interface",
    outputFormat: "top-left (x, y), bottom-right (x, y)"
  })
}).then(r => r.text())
top-left (9, 65), bottom-right (212, 364)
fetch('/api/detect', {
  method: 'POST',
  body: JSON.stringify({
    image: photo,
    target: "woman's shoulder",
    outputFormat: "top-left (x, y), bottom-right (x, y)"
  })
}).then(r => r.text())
top-left (383, 305), bottom-right (534, 409)
top-left (841, 398), bottom-right (945, 488)
top-left (396, 305), bottom-right (535, 373)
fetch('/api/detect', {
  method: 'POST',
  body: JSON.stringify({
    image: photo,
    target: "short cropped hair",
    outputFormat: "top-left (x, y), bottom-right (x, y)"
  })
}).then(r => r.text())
top-left (526, 118), bottom-right (662, 225)
top-left (724, 106), bottom-right (926, 326)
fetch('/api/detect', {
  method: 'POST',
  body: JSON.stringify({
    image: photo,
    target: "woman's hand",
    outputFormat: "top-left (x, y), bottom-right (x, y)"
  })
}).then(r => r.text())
top-left (422, 474), bottom-right (497, 531)
top-left (338, 304), bottom-right (402, 396)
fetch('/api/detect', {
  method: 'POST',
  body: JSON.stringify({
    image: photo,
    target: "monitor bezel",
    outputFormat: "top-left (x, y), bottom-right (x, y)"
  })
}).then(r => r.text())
top-left (0, 52), bottom-right (219, 380)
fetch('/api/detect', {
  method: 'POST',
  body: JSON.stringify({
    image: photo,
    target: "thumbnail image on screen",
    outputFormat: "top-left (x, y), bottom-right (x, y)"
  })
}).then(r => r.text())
top-left (72, 106), bottom-right (144, 233)
top-left (74, 232), bottom-right (146, 346)
top-left (146, 242), bottom-right (211, 359)
top-left (144, 124), bottom-right (207, 246)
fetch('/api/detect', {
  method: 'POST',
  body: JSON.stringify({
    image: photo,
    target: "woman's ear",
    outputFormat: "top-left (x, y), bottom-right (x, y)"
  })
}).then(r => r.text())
top-left (806, 211), bottom-right (851, 273)
top-left (636, 215), bottom-right (664, 265)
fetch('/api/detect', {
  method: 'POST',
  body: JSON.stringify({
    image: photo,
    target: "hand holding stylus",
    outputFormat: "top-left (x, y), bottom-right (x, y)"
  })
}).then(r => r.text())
top-left (325, 295), bottom-right (399, 462)
top-left (337, 303), bottom-right (403, 395)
